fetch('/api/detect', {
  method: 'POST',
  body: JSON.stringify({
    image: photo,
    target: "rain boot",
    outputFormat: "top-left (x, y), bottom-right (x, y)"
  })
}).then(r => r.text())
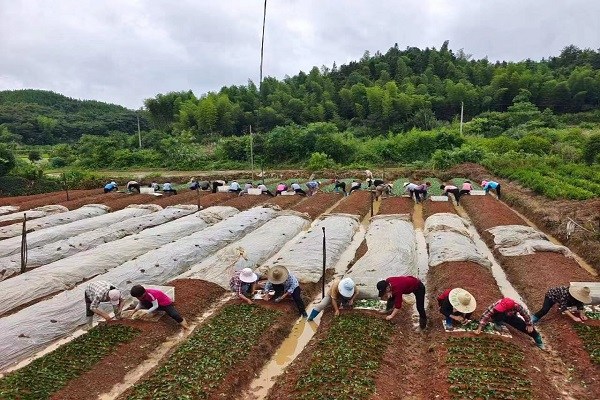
top-left (531, 315), bottom-right (539, 324)
top-left (307, 309), bottom-right (320, 322)
top-left (419, 316), bottom-right (427, 330)
top-left (534, 333), bottom-right (545, 350)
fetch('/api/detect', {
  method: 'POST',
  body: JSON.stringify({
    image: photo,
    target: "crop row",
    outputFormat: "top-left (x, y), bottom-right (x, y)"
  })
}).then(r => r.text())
top-left (446, 337), bottom-right (532, 400)
top-left (273, 313), bottom-right (392, 400)
top-left (0, 324), bottom-right (139, 400)
top-left (125, 304), bottom-right (280, 399)
top-left (573, 324), bottom-right (600, 365)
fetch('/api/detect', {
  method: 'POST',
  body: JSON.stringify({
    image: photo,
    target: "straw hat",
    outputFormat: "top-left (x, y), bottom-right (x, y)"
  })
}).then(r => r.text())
top-left (239, 267), bottom-right (258, 283)
top-left (338, 278), bottom-right (355, 298)
top-left (267, 266), bottom-right (289, 285)
top-left (569, 285), bottom-right (592, 304)
top-left (449, 288), bottom-right (476, 314)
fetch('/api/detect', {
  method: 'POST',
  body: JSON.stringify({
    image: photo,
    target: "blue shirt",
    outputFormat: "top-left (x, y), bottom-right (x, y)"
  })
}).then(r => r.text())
top-left (306, 181), bottom-right (318, 189)
top-left (104, 183), bottom-right (116, 190)
top-left (264, 272), bottom-right (300, 294)
top-left (483, 181), bottom-right (499, 191)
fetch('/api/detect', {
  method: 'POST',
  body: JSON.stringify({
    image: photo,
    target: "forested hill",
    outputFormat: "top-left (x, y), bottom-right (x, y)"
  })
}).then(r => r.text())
top-left (144, 43), bottom-right (600, 138)
top-left (0, 89), bottom-right (149, 144)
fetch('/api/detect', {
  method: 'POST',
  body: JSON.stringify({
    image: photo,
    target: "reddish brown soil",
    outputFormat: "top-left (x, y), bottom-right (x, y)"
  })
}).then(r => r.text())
top-left (290, 193), bottom-right (341, 220)
top-left (447, 162), bottom-right (600, 273)
top-left (378, 196), bottom-right (414, 215)
top-left (423, 200), bottom-right (457, 219)
top-left (330, 190), bottom-right (372, 218)
top-left (461, 195), bottom-right (600, 398)
top-left (10, 189), bottom-right (106, 210)
top-left (141, 190), bottom-right (206, 208)
top-left (219, 194), bottom-right (271, 211)
top-left (427, 261), bottom-right (562, 399)
top-left (51, 279), bottom-right (226, 400)
top-left (0, 188), bottom-right (104, 207)
top-left (262, 194), bottom-right (304, 209)
top-left (461, 195), bottom-right (526, 230)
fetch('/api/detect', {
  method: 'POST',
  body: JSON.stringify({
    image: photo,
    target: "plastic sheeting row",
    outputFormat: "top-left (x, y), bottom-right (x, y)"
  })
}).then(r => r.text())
top-left (347, 214), bottom-right (418, 299)
top-left (0, 206), bottom-right (240, 316)
top-left (181, 211), bottom-right (311, 287)
top-left (0, 204), bottom-right (160, 259)
top-left (0, 206), bottom-right (20, 216)
top-left (424, 213), bottom-right (491, 268)
top-left (0, 205), bottom-right (67, 224)
top-left (0, 205), bottom-right (279, 371)
top-left (0, 204), bottom-right (110, 240)
top-left (0, 205), bottom-right (198, 281)
top-left (258, 213), bottom-right (360, 283)
top-left (487, 225), bottom-right (572, 257)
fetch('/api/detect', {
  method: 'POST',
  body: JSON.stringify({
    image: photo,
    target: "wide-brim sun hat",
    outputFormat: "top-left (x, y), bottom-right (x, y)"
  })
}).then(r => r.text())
top-left (569, 285), bottom-right (592, 304)
top-left (449, 288), bottom-right (476, 314)
top-left (338, 277), bottom-right (355, 298)
top-left (403, 182), bottom-right (409, 187)
top-left (239, 267), bottom-right (258, 283)
top-left (267, 266), bottom-right (289, 285)
top-left (108, 289), bottom-right (121, 305)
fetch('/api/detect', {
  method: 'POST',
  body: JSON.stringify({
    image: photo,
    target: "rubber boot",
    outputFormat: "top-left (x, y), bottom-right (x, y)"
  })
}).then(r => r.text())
top-left (534, 333), bottom-right (545, 350)
top-left (531, 315), bottom-right (539, 324)
top-left (307, 309), bottom-right (320, 322)
top-left (419, 316), bottom-right (427, 330)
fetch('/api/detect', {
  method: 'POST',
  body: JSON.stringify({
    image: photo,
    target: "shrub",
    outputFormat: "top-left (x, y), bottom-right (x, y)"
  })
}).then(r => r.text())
top-left (306, 152), bottom-right (337, 171)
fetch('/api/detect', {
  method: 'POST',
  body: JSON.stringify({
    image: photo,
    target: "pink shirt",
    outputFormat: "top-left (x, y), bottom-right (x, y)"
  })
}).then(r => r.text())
top-left (276, 184), bottom-right (287, 191)
top-left (462, 182), bottom-right (472, 191)
top-left (141, 289), bottom-right (173, 307)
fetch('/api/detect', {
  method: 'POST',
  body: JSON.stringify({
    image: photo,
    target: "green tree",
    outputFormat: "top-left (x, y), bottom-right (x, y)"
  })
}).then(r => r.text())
top-left (28, 150), bottom-right (42, 163)
top-left (0, 145), bottom-right (16, 176)
top-left (583, 133), bottom-right (600, 164)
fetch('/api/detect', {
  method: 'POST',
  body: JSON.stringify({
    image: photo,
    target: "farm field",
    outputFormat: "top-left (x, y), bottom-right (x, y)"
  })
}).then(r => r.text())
top-left (0, 169), bottom-right (598, 400)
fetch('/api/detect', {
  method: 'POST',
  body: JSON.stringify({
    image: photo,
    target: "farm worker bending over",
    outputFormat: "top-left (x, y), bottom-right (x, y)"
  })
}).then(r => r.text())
top-left (85, 280), bottom-right (125, 322)
top-left (475, 298), bottom-right (544, 349)
top-left (348, 180), bottom-right (361, 194)
top-left (414, 182), bottom-right (431, 202)
top-left (230, 267), bottom-right (259, 305)
top-left (375, 183), bottom-right (393, 201)
top-left (532, 285), bottom-right (591, 324)
top-left (126, 180), bottom-right (140, 193)
top-left (199, 180), bottom-right (210, 191)
top-left (440, 184), bottom-right (461, 204)
top-left (229, 180), bottom-right (241, 193)
top-left (212, 179), bottom-right (226, 193)
top-left (333, 179), bottom-right (347, 195)
top-left (239, 182), bottom-right (254, 196)
top-left (257, 183), bottom-right (275, 197)
top-left (104, 181), bottom-right (118, 193)
top-left (291, 182), bottom-right (306, 196)
top-left (377, 276), bottom-right (427, 329)
top-left (150, 182), bottom-right (160, 191)
top-left (306, 181), bottom-right (321, 196)
top-left (481, 180), bottom-right (501, 199)
top-left (162, 181), bottom-right (177, 195)
top-left (130, 285), bottom-right (189, 329)
top-left (460, 181), bottom-right (473, 196)
top-left (403, 182), bottom-right (419, 201)
top-left (275, 182), bottom-right (288, 196)
top-left (263, 266), bottom-right (308, 318)
top-left (307, 277), bottom-right (359, 321)
top-left (438, 288), bottom-right (476, 330)
top-left (189, 178), bottom-right (200, 190)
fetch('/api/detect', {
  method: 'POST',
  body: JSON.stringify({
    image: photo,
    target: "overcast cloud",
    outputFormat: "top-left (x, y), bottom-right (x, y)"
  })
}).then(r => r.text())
top-left (1, 0), bottom-right (598, 109)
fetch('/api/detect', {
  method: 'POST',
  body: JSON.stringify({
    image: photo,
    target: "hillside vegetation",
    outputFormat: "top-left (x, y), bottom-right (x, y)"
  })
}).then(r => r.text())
top-left (0, 43), bottom-right (599, 199)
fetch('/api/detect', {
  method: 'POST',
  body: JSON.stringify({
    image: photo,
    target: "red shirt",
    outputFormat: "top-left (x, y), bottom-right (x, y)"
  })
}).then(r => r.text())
top-left (437, 288), bottom-right (452, 304)
top-left (141, 289), bottom-right (173, 307)
top-left (387, 276), bottom-right (421, 309)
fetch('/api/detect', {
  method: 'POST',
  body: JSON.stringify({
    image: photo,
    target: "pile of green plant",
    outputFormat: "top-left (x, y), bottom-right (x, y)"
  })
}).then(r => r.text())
top-left (127, 304), bottom-right (280, 400)
top-left (573, 324), bottom-right (600, 365)
top-left (446, 337), bottom-right (532, 399)
top-left (294, 313), bottom-right (392, 400)
top-left (0, 324), bottom-right (139, 400)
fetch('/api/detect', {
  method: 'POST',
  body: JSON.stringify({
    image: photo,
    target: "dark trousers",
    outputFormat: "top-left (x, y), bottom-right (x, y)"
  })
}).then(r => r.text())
top-left (129, 184), bottom-right (141, 193)
top-left (294, 188), bottom-right (307, 196)
top-left (386, 282), bottom-right (427, 319)
top-left (534, 295), bottom-right (556, 320)
top-left (163, 189), bottom-right (177, 195)
top-left (212, 182), bottom-right (223, 193)
top-left (139, 300), bottom-right (183, 323)
top-left (334, 182), bottom-right (347, 194)
top-left (348, 185), bottom-right (361, 194)
top-left (493, 313), bottom-right (538, 338)
top-left (446, 188), bottom-right (461, 204)
top-left (272, 285), bottom-right (306, 315)
top-left (229, 188), bottom-right (241, 193)
top-left (459, 189), bottom-right (471, 196)
top-left (413, 189), bottom-right (428, 202)
top-left (263, 190), bottom-right (275, 197)
top-left (495, 184), bottom-right (501, 199)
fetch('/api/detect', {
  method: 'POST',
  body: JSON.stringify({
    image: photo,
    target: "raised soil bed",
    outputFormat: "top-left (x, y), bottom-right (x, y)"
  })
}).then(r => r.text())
top-left (290, 193), bottom-right (340, 220)
top-left (0, 189), bottom-right (104, 207)
top-left (330, 190), bottom-right (373, 218)
top-left (378, 196), bottom-right (414, 215)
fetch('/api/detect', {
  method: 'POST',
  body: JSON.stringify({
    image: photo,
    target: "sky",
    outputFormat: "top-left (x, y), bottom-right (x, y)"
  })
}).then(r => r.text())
top-left (1, 0), bottom-right (599, 109)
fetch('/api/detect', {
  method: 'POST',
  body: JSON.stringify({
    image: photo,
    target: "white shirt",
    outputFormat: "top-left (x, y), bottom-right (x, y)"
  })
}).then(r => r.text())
top-left (291, 183), bottom-right (301, 190)
top-left (162, 182), bottom-right (173, 190)
top-left (230, 182), bottom-right (240, 190)
top-left (257, 184), bottom-right (267, 191)
top-left (404, 183), bottom-right (418, 192)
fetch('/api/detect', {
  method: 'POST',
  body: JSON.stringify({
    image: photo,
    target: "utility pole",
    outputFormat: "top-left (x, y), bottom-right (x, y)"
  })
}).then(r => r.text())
top-left (250, 125), bottom-right (255, 181)
top-left (137, 111), bottom-right (142, 148)
top-left (460, 101), bottom-right (464, 135)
